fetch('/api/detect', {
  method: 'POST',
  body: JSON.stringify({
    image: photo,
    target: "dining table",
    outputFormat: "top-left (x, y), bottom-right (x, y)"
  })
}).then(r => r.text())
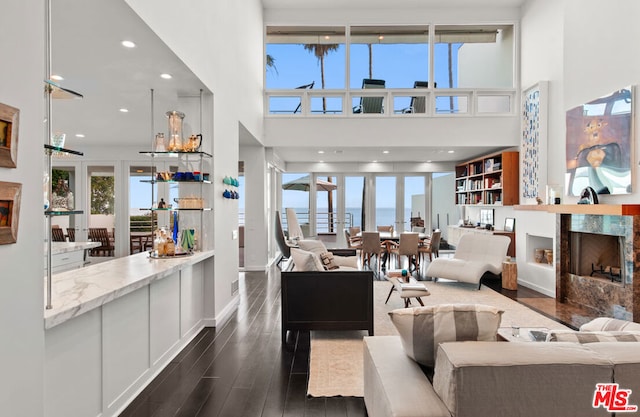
top-left (356, 231), bottom-right (430, 268)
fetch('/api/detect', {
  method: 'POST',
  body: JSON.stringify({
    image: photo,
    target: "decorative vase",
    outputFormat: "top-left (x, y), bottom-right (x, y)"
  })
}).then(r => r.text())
top-left (534, 248), bottom-right (545, 263)
top-left (544, 249), bottom-right (553, 264)
top-left (166, 111), bottom-right (185, 151)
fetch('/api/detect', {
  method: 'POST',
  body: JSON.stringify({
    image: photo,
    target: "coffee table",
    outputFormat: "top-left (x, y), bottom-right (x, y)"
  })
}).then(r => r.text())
top-left (384, 270), bottom-right (430, 307)
top-left (497, 326), bottom-right (549, 342)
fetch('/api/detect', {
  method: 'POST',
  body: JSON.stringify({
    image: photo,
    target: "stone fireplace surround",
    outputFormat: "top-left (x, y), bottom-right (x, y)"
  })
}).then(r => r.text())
top-left (516, 204), bottom-right (640, 322)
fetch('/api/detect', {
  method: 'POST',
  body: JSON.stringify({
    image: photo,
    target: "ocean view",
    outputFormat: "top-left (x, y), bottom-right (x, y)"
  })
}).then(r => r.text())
top-left (288, 207), bottom-right (422, 233)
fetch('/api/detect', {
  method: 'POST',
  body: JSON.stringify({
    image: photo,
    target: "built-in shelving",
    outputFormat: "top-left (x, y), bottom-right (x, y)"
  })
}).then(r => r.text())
top-left (455, 150), bottom-right (519, 206)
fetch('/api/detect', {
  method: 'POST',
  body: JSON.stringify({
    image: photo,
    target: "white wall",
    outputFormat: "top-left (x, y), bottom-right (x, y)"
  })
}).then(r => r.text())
top-left (0, 2), bottom-right (45, 416)
top-left (125, 0), bottom-right (265, 323)
top-left (431, 173), bottom-right (458, 240)
top-left (562, 0), bottom-right (640, 204)
top-left (240, 142), bottom-right (269, 271)
top-left (458, 25), bottom-right (515, 88)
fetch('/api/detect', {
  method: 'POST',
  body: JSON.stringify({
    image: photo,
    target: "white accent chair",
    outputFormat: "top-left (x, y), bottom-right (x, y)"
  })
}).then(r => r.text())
top-left (424, 233), bottom-right (511, 289)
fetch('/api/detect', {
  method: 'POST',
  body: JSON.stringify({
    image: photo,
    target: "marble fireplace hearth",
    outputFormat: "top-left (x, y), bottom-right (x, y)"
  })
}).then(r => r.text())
top-left (555, 205), bottom-right (640, 322)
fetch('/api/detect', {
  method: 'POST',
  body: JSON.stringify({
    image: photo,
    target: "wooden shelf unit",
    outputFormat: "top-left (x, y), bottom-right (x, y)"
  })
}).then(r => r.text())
top-left (455, 150), bottom-right (519, 206)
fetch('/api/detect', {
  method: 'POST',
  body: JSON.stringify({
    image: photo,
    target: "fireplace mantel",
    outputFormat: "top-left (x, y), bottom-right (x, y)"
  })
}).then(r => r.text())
top-left (515, 204), bottom-right (640, 216)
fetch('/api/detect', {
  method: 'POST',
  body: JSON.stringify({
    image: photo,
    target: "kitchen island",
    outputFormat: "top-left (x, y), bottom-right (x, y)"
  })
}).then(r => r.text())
top-left (44, 250), bottom-right (218, 417)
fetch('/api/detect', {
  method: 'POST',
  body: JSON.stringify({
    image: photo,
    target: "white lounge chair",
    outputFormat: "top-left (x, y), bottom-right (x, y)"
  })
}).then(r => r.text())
top-left (424, 233), bottom-right (511, 289)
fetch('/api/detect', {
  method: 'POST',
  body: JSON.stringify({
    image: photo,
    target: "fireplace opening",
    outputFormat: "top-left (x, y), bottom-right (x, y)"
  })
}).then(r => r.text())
top-left (569, 231), bottom-right (625, 284)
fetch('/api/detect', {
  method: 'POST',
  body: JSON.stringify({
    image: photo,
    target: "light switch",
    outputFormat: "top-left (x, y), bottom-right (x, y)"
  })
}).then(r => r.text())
top-left (232, 230), bottom-right (238, 240)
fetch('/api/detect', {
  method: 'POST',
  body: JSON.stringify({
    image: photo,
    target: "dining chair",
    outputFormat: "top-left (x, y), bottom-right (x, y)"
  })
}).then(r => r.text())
top-left (388, 232), bottom-right (420, 271)
top-left (361, 231), bottom-right (384, 274)
top-left (419, 229), bottom-right (441, 263)
top-left (89, 227), bottom-right (115, 256)
top-left (51, 227), bottom-right (66, 242)
top-left (66, 228), bottom-right (76, 242)
top-left (377, 225), bottom-right (393, 233)
top-left (275, 210), bottom-right (296, 267)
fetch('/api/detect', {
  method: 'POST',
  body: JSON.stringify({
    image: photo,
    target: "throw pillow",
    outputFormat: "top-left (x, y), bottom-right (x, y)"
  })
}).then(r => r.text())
top-left (579, 317), bottom-right (640, 332)
top-left (297, 239), bottom-right (328, 257)
top-left (547, 330), bottom-right (640, 343)
top-left (388, 304), bottom-right (503, 368)
top-left (319, 251), bottom-right (339, 270)
top-left (290, 248), bottom-right (324, 272)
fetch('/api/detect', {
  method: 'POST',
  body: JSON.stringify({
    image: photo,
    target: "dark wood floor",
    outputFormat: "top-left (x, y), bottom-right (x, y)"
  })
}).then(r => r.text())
top-left (119, 264), bottom-right (367, 417)
top-left (120, 258), bottom-right (595, 416)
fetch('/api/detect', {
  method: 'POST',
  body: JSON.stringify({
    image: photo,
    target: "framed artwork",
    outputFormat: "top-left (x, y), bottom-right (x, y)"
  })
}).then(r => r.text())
top-left (521, 81), bottom-right (548, 203)
top-left (504, 217), bottom-right (515, 232)
top-left (565, 86), bottom-right (633, 196)
top-left (0, 181), bottom-right (21, 244)
top-left (0, 102), bottom-right (20, 168)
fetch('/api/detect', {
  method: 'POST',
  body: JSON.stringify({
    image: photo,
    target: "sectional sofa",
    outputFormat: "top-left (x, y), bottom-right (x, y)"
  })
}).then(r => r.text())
top-left (364, 317), bottom-right (640, 417)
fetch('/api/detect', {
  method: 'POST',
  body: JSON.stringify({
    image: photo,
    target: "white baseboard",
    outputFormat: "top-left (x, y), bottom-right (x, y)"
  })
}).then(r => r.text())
top-left (518, 279), bottom-right (555, 298)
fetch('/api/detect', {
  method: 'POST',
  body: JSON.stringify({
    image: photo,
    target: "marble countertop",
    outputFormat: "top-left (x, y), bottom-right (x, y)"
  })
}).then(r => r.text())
top-left (44, 250), bottom-right (215, 329)
top-left (47, 241), bottom-right (101, 255)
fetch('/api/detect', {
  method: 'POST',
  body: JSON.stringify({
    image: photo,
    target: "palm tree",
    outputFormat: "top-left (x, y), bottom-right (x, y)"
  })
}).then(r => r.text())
top-left (368, 44), bottom-right (373, 79)
top-left (303, 43), bottom-right (339, 113)
top-left (266, 54), bottom-right (278, 75)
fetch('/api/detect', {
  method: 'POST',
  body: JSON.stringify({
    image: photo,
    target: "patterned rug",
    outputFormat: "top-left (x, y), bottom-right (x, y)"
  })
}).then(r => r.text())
top-left (307, 279), bottom-right (570, 397)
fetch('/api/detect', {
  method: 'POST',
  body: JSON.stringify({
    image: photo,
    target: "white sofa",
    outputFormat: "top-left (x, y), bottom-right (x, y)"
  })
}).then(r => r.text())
top-left (424, 233), bottom-right (511, 289)
top-left (364, 317), bottom-right (640, 417)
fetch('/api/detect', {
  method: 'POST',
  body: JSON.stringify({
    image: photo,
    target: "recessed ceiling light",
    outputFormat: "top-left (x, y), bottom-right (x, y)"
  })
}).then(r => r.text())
top-left (121, 40), bottom-right (136, 48)
top-left (426, 160), bottom-right (432, 163)
top-left (160, 73), bottom-right (172, 79)
top-left (319, 160), bottom-right (324, 163)
top-left (119, 108), bottom-right (129, 113)
top-left (448, 150), bottom-right (455, 153)
top-left (317, 150), bottom-right (325, 154)
top-left (75, 133), bottom-right (85, 138)
top-left (136, 169), bottom-right (144, 173)
top-left (378, 35), bottom-right (385, 40)
top-left (372, 160), bottom-right (378, 163)
top-left (382, 150), bottom-right (390, 154)
top-left (50, 74), bottom-right (64, 81)
top-left (324, 35), bottom-right (331, 40)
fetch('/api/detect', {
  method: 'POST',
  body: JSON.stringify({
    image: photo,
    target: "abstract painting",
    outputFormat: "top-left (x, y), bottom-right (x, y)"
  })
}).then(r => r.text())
top-left (565, 86), bottom-right (633, 196)
top-left (521, 82), bottom-right (548, 202)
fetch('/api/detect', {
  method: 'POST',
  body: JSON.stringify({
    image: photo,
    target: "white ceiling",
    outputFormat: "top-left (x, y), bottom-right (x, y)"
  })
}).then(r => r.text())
top-left (263, 0), bottom-right (526, 9)
top-left (50, 0), bottom-right (208, 150)
top-left (49, 0), bottom-right (522, 166)
top-left (273, 146), bottom-right (505, 165)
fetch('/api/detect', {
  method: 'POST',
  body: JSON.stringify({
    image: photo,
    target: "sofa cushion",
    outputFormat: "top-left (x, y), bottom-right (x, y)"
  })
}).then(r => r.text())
top-left (433, 341), bottom-right (613, 417)
top-left (547, 330), bottom-right (640, 343)
top-left (580, 317), bottom-right (640, 332)
top-left (319, 251), bottom-right (339, 270)
top-left (585, 342), bottom-right (640, 395)
top-left (298, 239), bottom-right (328, 256)
top-left (290, 248), bottom-right (324, 272)
top-left (363, 336), bottom-right (450, 417)
top-left (388, 303), bottom-right (503, 367)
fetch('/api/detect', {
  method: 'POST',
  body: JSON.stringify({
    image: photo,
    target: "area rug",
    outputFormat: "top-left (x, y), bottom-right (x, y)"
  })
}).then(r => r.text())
top-left (306, 280), bottom-right (571, 397)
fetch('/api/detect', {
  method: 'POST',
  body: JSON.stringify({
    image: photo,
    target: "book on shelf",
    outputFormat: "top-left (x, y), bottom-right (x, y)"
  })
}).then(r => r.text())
top-left (485, 159), bottom-right (494, 172)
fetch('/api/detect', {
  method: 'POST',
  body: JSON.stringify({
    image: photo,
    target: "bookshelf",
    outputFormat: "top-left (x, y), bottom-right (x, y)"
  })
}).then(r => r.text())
top-left (454, 150), bottom-right (519, 206)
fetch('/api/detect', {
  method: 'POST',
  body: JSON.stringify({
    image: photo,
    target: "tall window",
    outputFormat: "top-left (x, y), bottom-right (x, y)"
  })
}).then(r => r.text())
top-left (349, 25), bottom-right (429, 89)
top-left (434, 25), bottom-right (514, 114)
top-left (266, 26), bottom-right (346, 114)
